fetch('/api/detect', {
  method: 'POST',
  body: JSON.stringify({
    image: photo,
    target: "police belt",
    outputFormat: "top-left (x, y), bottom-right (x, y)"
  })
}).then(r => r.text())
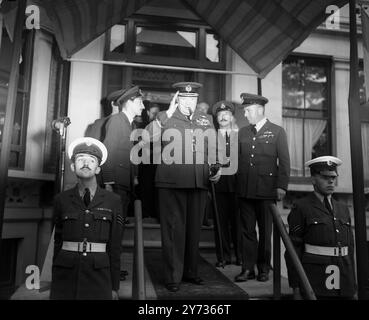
top-left (305, 244), bottom-right (348, 257)
top-left (62, 241), bottom-right (106, 253)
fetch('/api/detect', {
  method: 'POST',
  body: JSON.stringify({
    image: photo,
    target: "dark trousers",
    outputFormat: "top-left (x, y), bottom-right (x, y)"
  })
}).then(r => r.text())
top-left (158, 188), bottom-right (207, 284)
top-left (238, 198), bottom-right (273, 274)
top-left (112, 184), bottom-right (131, 218)
top-left (213, 192), bottom-right (241, 263)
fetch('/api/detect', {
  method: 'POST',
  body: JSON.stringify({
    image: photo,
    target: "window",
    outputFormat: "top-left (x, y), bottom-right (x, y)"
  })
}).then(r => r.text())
top-left (282, 56), bottom-right (332, 178)
top-left (0, 30), bottom-right (33, 169)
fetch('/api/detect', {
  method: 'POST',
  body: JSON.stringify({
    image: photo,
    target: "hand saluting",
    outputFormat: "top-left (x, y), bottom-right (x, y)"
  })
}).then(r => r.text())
top-left (166, 91), bottom-right (179, 118)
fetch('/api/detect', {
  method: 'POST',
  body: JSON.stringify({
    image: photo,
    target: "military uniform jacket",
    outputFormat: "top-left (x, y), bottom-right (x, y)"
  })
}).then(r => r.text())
top-left (285, 193), bottom-right (356, 298)
top-left (102, 112), bottom-right (135, 190)
top-left (215, 129), bottom-right (237, 193)
top-left (148, 108), bottom-right (215, 189)
top-left (236, 120), bottom-right (290, 199)
top-left (50, 186), bottom-right (123, 300)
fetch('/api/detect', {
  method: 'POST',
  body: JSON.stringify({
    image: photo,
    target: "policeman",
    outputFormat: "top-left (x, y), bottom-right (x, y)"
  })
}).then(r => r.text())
top-left (50, 137), bottom-right (123, 300)
top-left (145, 82), bottom-right (220, 292)
top-left (285, 156), bottom-right (356, 300)
top-left (235, 93), bottom-right (290, 282)
top-left (212, 100), bottom-right (241, 266)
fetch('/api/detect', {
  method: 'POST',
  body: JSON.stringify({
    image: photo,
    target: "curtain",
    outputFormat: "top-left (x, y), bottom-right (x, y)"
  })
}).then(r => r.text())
top-left (283, 118), bottom-right (327, 176)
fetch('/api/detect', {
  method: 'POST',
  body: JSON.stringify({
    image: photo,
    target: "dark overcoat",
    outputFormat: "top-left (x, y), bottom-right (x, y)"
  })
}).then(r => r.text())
top-left (50, 186), bottom-right (123, 300)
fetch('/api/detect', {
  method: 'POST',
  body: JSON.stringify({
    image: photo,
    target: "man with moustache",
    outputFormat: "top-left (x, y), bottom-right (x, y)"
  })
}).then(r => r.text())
top-left (144, 82), bottom-right (220, 292)
top-left (285, 156), bottom-right (356, 300)
top-left (235, 93), bottom-right (290, 283)
top-left (212, 100), bottom-right (241, 267)
top-left (50, 137), bottom-right (123, 300)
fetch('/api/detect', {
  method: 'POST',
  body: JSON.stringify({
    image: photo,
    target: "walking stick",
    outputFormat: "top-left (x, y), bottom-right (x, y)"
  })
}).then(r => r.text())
top-left (210, 179), bottom-right (225, 268)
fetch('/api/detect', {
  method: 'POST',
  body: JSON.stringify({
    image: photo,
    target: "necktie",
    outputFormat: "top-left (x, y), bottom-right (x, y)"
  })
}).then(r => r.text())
top-left (225, 131), bottom-right (230, 157)
top-left (251, 124), bottom-right (257, 135)
top-left (324, 196), bottom-right (332, 214)
top-left (83, 188), bottom-right (90, 207)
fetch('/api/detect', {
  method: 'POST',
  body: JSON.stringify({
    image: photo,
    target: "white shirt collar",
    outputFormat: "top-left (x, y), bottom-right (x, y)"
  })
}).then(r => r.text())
top-left (122, 109), bottom-right (135, 125)
top-left (255, 117), bottom-right (267, 132)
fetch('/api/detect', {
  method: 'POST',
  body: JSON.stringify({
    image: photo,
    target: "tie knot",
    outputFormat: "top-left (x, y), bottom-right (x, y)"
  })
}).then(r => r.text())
top-left (324, 196), bottom-right (332, 212)
top-left (251, 124), bottom-right (257, 135)
top-left (83, 188), bottom-right (91, 207)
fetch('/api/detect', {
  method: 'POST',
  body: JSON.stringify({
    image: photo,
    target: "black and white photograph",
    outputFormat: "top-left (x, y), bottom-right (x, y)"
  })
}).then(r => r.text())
top-left (1, 0), bottom-right (369, 315)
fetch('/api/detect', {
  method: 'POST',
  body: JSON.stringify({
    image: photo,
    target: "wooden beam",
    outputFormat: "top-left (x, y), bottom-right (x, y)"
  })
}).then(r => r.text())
top-left (0, 0), bottom-right (27, 246)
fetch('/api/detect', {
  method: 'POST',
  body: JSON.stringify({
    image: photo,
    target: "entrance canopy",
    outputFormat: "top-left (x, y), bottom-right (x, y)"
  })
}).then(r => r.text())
top-left (30, 0), bottom-right (348, 78)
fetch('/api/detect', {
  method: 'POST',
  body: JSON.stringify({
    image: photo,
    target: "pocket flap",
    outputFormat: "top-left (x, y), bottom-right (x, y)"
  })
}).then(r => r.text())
top-left (53, 251), bottom-right (76, 268)
top-left (93, 212), bottom-right (112, 221)
top-left (258, 166), bottom-right (277, 176)
top-left (61, 211), bottom-right (79, 221)
top-left (94, 254), bottom-right (110, 269)
top-left (306, 217), bottom-right (326, 226)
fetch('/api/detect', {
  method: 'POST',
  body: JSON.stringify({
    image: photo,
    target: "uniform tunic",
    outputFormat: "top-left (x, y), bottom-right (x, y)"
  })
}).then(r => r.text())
top-left (236, 119), bottom-right (290, 273)
top-left (285, 193), bottom-right (356, 298)
top-left (147, 108), bottom-right (215, 284)
top-left (50, 186), bottom-right (123, 300)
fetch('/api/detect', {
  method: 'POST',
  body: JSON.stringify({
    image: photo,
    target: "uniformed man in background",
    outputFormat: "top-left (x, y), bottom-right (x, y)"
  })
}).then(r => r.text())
top-left (145, 82), bottom-right (220, 292)
top-left (50, 137), bottom-right (123, 300)
top-left (102, 85), bottom-right (144, 215)
top-left (212, 100), bottom-right (241, 267)
top-left (285, 156), bottom-right (356, 300)
top-left (235, 93), bottom-right (290, 282)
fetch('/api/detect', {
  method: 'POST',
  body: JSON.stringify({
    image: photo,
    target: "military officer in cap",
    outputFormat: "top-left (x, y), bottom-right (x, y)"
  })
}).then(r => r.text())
top-left (235, 93), bottom-right (290, 282)
top-left (102, 85), bottom-right (145, 215)
top-left (285, 156), bottom-right (356, 300)
top-left (212, 100), bottom-right (241, 266)
top-left (144, 82), bottom-right (220, 292)
top-left (50, 137), bottom-right (123, 300)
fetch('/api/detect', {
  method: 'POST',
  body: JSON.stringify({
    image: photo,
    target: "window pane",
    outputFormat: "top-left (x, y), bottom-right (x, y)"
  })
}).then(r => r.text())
top-left (282, 56), bottom-right (331, 178)
top-left (135, 26), bottom-right (197, 59)
top-left (110, 25), bottom-right (126, 53)
top-left (206, 32), bottom-right (220, 62)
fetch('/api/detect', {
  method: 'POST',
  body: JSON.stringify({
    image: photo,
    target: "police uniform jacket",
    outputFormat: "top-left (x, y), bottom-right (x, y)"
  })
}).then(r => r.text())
top-left (50, 186), bottom-right (123, 300)
top-left (215, 129), bottom-right (237, 193)
top-left (148, 108), bottom-right (215, 189)
top-left (285, 193), bottom-right (356, 298)
top-left (102, 112), bottom-right (135, 190)
top-left (236, 120), bottom-right (290, 199)
top-left (85, 116), bottom-right (111, 142)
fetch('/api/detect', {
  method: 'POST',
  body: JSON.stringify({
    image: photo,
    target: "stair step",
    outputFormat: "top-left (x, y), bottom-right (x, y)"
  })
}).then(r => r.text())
top-left (122, 239), bottom-right (215, 249)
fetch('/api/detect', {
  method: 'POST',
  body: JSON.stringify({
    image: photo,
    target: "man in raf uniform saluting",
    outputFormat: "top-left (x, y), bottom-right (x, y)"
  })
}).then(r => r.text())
top-left (212, 100), bottom-right (241, 267)
top-left (285, 156), bottom-right (356, 300)
top-left (145, 82), bottom-right (220, 292)
top-left (235, 93), bottom-right (290, 283)
top-left (50, 137), bottom-right (123, 300)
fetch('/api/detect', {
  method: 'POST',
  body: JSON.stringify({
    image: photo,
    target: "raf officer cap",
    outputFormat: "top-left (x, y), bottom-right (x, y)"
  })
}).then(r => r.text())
top-left (305, 156), bottom-right (342, 177)
top-left (68, 137), bottom-right (108, 165)
top-left (173, 82), bottom-right (202, 97)
top-left (240, 93), bottom-right (269, 106)
top-left (107, 85), bottom-right (143, 105)
top-left (212, 100), bottom-right (235, 116)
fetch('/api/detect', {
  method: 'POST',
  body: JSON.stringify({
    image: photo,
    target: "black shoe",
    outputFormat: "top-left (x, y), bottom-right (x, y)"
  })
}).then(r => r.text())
top-left (182, 276), bottom-right (204, 285)
top-left (165, 283), bottom-right (180, 292)
top-left (257, 272), bottom-right (269, 282)
top-left (215, 261), bottom-right (224, 268)
top-left (235, 270), bottom-right (254, 282)
top-left (120, 270), bottom-right (129, 276)
top-left (235, 260), bottom-right (242, 266)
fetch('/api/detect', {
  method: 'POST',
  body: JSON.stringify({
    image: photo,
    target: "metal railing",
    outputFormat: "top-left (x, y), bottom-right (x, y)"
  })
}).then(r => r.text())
top-left (269, 203), bottom-right (316, 300)
top-left (132, 199), bottom-right (146, 300)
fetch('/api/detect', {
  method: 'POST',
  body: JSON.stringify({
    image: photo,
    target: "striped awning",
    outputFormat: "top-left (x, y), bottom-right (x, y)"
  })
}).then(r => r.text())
top-left (34, 0), bottom-right (151, 58)
top-left (34, 0), bottom-right (347, 78)
top-left (183, 0), bottom-right (348, 78)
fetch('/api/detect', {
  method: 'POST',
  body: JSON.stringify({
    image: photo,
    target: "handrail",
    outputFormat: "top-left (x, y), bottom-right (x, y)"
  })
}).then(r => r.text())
top-left (269, 203), bottom-right (316, 300)
top-left (132, 199), bottom-right (146, 300)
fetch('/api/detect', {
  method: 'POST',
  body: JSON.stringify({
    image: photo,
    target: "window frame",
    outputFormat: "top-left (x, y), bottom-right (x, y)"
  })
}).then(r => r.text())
top-left (282, 53), bottom-right (334, 183)
top-left (0, 29), bottom-right (34, 170)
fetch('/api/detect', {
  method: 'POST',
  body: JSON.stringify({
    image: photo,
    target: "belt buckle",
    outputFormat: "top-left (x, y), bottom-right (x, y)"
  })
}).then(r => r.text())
top-left (82, 238), bottom-right (88, 256)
